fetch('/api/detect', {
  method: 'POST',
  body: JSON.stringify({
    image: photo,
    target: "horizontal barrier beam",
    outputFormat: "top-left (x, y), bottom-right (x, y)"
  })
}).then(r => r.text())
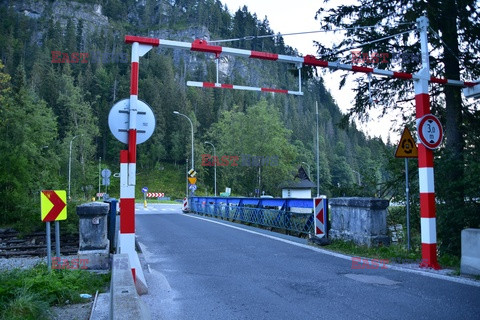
top-left (125, 35), bottom-right (476, 88)
top-left (187, 81), bottom-right (303, 96)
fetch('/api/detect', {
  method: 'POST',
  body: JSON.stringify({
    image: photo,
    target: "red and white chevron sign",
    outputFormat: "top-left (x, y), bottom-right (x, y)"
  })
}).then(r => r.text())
top-left (146, 192), bottom-right (164, 198)
top-left (313, 197), bottom-right (328, 238)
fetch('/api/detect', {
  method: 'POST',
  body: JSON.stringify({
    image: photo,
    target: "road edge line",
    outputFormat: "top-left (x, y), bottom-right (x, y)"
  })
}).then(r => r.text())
top-left (183, 213), bottom-right (480, 288)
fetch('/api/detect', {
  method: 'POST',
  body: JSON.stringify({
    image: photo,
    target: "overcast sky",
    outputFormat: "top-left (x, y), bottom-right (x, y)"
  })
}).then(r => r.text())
top-left (220, 0), bottom-right (400, 143)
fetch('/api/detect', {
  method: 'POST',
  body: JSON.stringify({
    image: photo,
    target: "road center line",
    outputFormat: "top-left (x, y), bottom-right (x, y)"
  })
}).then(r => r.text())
top-left (182, 213), bottom-right (480, 287)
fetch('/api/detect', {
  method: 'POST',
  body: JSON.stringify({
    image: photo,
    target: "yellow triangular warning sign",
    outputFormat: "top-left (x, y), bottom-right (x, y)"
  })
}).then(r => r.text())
top-left (395, 127), bottom-right (418, 158)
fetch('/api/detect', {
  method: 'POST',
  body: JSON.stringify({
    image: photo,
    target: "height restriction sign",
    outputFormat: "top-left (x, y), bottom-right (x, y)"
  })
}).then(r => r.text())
top-left (418, 114), bottom-right (443, 149)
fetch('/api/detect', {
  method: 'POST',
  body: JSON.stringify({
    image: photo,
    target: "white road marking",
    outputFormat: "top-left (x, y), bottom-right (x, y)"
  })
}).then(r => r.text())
top-left (182, 214), bottom-right (480, 287)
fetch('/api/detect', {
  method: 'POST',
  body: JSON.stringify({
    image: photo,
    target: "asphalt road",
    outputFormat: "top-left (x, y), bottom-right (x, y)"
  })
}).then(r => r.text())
top-left (135, 204), bottom-right (480, 320)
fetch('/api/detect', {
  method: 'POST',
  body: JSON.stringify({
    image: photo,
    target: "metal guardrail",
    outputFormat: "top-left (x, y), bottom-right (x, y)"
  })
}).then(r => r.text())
top-left (190, 197), bottom-right (314, 235)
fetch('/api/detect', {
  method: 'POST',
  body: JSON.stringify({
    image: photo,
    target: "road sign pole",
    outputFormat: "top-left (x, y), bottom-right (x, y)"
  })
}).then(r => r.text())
top-left (405, 158), bottom-right (411, 251)
top-left (415, 16), bottom-right (440, 269)
top-left (55, 221), bottom-right (60, 258)
top-left (46, 222), bottom-right (51, 272)
top-left (186, 158), bottom-right (188, 197)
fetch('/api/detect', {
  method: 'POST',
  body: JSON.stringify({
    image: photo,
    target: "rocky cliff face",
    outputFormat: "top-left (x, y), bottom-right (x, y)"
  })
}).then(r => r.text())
top-left (5, 0), bottom-right (108, 29)
top-left (1, 0), bottom-right (290, 90)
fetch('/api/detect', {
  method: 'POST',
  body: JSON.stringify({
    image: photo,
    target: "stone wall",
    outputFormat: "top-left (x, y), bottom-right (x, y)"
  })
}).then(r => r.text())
top-left (329, 197), bottom-right (390, 247)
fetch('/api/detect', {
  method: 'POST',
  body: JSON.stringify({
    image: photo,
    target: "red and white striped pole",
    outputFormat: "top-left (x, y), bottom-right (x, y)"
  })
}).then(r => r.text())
top-left (118, 40), bottom-right (155, 290)
top-left (414, 16), bottom-right (440, 270)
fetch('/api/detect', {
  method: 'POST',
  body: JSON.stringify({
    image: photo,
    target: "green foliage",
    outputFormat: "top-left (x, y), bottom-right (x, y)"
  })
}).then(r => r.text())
top-left (208, 100), bottom-right (297, 196)
top-left (0, 62), bottom-right (60, 228)
top-left (315, 0), bottom-right (480, 258)
top-left (0, 264), bottom-right (110, 320)
top-left (325, 239), bottom-right (422, 263)
top-left (135, 162), bottom-right (187, 199)
top-left (0, 1), bottom-right (390, 234)
top-left (0, 288), bottom-right (50, 320)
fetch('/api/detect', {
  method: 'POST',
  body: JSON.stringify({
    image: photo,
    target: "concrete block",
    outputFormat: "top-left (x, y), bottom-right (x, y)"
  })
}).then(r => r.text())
top-left (461, 228), bottom-right (480, 276)
top-left (111, 254), bottom-right (151, 320)
top-left (329, 197), bottom-right (390, 247)
top-left (78, 249), bottom-right (110, 270)
top-left (77, 202), bottom-right (109, 251)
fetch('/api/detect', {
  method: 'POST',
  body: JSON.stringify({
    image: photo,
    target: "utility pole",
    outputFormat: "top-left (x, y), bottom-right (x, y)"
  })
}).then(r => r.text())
top-left (98, 157), bottom-right (101, 196)
top-left (316, 101), bottom-right (320, 197)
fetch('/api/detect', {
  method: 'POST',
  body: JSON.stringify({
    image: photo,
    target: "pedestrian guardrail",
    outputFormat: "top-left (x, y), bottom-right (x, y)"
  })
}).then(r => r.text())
top-left (190, 197), bottom-right (314, 235)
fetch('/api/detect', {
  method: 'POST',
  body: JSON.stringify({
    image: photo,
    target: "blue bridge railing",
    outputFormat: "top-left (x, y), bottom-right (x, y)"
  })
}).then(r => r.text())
top-left (190, 197), bottom-right (315, 235)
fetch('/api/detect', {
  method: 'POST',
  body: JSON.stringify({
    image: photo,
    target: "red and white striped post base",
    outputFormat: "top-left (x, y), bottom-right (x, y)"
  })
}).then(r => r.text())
top-left (414, 17), bottom-right (440, 270)
top-left (118, 40), bottom-right (154, 292)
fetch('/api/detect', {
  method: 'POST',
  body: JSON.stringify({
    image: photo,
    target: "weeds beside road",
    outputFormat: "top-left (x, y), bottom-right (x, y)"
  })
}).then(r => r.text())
top-left (0, 264), bottom-right (110, 320)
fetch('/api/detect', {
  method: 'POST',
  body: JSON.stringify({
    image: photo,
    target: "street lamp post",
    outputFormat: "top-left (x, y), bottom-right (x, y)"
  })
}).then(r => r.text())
top-left (185, 158), bottom-right (188, 197)
top-left (173, 111), bottom-right (194, 170)
top-left (204, 141), bottom-right (217, 196)
top-left (68, 135), bottom-right (81, 200)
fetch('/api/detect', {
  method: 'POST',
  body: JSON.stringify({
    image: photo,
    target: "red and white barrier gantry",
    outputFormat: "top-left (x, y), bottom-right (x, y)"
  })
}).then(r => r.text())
top-left (123, 17), bottom-right (475, 270)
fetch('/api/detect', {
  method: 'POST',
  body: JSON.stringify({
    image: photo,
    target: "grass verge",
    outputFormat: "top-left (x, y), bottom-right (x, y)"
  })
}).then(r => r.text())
top-left (0, 264), bottom-right (110, 320)
top-left (321, 239), bottom-right (462, 271)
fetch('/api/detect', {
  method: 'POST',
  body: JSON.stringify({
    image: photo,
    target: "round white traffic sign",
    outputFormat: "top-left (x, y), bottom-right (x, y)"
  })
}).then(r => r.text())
top-left (418, 114), bottom-right (443, 149)
top-left (101, 169), bottom-right (111, 178)
top-left (108, 99), bottom-right (155, 144)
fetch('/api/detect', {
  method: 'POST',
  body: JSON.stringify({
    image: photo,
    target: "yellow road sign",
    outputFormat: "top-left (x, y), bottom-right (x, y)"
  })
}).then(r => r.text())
top-left (41, 190), bottom-right (67, 222)
top-left (188, 169), bottom-right (197, 177)
top-left (395, 127), bottom-right (418, 158)
top-left (188, 177), bottom-right (197, 185)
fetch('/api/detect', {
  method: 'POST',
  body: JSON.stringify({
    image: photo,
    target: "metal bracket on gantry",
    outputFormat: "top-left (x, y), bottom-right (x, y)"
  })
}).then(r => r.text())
top-left (186, 39), bottom-right (304, 95)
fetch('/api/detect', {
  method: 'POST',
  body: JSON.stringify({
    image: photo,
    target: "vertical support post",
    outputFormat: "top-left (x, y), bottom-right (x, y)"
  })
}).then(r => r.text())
top-left (119, 40), bottom-right (153, 293)
top-left (315, 101), bottom-right (320, 197)
top-left (214, 148), bottom-right (217, 197)
top-left (186, 158), bottom-right (188, 197)
top-left (297, 63), bottom-right (302, 93)
top-left (405, 158), bottom-right (410, 251)
top-left (415, 16), bottom-right (440, 269)
top-left (55, 221), bottom-right (60, 258)
top-left (46, 222), bottom-right (51, 272)
top-left (98, 157), bottom-right (101, 195)
top-left (215, 56), bottom-right (219, 84)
